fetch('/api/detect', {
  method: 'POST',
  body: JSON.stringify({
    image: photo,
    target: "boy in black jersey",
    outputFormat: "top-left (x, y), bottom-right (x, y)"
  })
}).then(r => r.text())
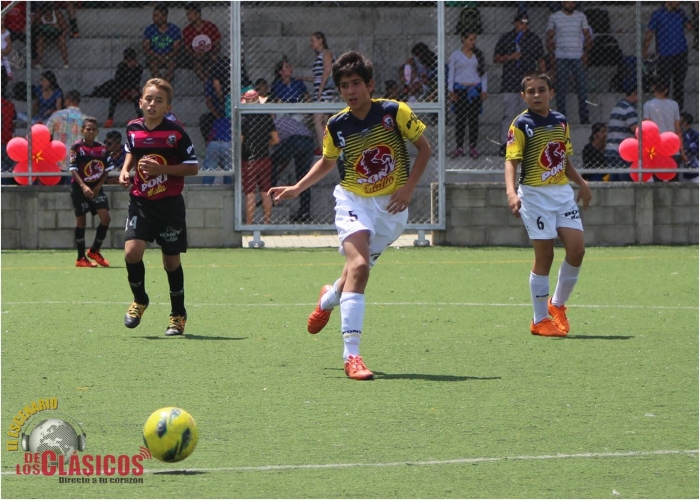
top-left (269, 52), bottom-right (431, 380)
top-left (505, 72), bottom-right (591, 337)
top-left (70, 117), bottom-right (113, 268)
top-left (118, 78), bottom-right (199, 336)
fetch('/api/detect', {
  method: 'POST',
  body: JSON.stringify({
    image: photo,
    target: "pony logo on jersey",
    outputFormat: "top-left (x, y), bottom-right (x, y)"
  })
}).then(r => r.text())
top-left (506, 129), bottom-right (515, 145)
top-left (83, 160), bottom-right (105, 183)
top-left (354, 145), bottom-right (396, 193)
top-left (166, 134), bottom-right (177, 147)
top-left (382, 114), bottom-right (395, 131)
top-left (540, 141), bottom-right (566, 181)
top-left (137, 154), bottom-right (168, 197)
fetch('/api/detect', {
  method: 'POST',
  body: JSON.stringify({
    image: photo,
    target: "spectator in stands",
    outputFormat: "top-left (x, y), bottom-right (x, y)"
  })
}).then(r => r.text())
top-left (605, 87), bottom-right (638, 182)
top-left (201, 116), bottom-right (232, 186)
top-left (493, 13), bottom-right (546, 156)
top-left (63, 2), bottom-right (80, 38)
top-left (448, 30), bottom-right (488, 159)
top-left (546, 1), bottom-right (592, 124)
top-left (211, 56), bottom-right (232, 117)
top-left (182, 2), bottom-right (221, 82)
top-left (240, 89), bottom-right (279, 224)
top-left (383, 79), bottom-right (401, 100)
top-left (2, 18), bottom-right (13, 80)
top-left (142, 3), bottom-right (181, 82)
top-left (33, 2), bottom-right (70, 69)
top-left (581, 122), bottom-right (607, 181)
top-left (33, 70), bottom-right (63, 122)
top-left (1, 75), bottom-right (16, 184)
top-left (199, 69), bottom-right (225, 144)
top-left (271, 114), bottom-right (316, 222)
top-left (255, 78), bottom-right (269, 102)
top-left (309, 32), bottom-right (336, 154)
top-left (404, 42), bottom-right (439, 102)
top-left (679, 112), bottom-right (698, 182)
top-left (45, 89), bottom-right (86, 178)
top-left (104, 48), bottom-right (143, 128)
top-left (644, 81), bottom-right (686, 180)
top-left (2, 1), bottom-right (28, 44)
top-left (643, 2), bottom-right (692, 111)
top-left (105, 130), bottom-right (126, 179)
top-left (270, 58), bottom-right (309, 103)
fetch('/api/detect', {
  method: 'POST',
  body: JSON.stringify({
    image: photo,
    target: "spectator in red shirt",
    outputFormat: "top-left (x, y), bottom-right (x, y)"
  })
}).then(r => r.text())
top-left (182, 2), bottom-right (221, 82)
top-left (1, 1), bottom-right (28, 44)
top-left (1, 76), bottom-right (17, 184)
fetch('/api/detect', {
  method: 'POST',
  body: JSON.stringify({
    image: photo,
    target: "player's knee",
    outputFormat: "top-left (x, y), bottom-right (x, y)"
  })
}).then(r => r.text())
top-left (348, 259), bottom-right (370, 283)
top-left (567, 246), bottom-right (585, 266)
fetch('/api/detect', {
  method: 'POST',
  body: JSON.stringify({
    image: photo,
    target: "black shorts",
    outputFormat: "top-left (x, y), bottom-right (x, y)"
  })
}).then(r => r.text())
top-left (124, 194), bottom-right (187, 255)
top-left (70, 182), bottom-right (110, 217)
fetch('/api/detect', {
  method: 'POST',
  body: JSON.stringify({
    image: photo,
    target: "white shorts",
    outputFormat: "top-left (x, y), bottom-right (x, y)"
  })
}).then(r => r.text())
top-left (518, 184), bottom-right (583, 240)
top-left (333, 185), bottom-right (408, 268)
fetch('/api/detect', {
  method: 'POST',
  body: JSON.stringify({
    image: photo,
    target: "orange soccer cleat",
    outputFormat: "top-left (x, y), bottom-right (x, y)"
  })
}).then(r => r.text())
top-left (344, 355), bottom-right (374, 380)
top-left (548, 298), bottom-right (570, 334)
top-left (307, 284), bottom-right (333, 334)
top-left (87, 249), bottom-right (110, 267)
top-left (530, 318), bottom-right (567, 337)
top-left (75, 257), bottom-right (97, 268)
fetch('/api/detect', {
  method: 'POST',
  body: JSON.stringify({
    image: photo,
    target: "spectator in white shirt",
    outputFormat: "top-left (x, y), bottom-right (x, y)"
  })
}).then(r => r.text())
top-left (448, 31), bottom-right (488, 159)
top-left (546, 1), bottom-right (592, 124)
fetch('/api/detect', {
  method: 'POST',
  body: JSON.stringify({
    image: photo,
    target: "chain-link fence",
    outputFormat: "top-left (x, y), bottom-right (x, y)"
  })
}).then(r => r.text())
top-left (2, 2), bottom-right (698, 231)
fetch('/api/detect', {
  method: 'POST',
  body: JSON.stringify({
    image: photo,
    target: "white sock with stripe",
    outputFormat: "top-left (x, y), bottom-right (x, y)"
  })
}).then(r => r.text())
top-left (552, 260), bottom-right (581, 306)
top-left (340, 292), bottom-right (364, 361)
top-left (320, 278), bottom-right (342, 311)
top-left (529, 272), bottom-right (550, 324)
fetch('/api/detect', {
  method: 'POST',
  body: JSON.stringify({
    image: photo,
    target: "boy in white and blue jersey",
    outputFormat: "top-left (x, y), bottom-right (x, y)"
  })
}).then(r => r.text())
top-left (605, 88), bottom-right (638, 181)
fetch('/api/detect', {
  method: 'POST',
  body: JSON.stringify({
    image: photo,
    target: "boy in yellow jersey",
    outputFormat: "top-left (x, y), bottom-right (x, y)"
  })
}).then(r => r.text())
top-left (505, 72), bottom-right (591, 337)
top-left (269, 51), bottom-right (432, 379)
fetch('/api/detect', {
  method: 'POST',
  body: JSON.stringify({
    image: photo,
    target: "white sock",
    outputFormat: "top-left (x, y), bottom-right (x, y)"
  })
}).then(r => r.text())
top-left (320, 278), bottom-right (342, 310)
top-left (552, 260), bottom-right (581, 306)
top-left (529, 272), bottom-right (550, 324)
top-left (340, 292), bottom-right (364, 361)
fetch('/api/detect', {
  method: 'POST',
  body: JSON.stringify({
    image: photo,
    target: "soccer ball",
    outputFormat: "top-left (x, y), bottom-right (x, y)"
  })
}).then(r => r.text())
top-left (142, 407), bottom-right (199, 463)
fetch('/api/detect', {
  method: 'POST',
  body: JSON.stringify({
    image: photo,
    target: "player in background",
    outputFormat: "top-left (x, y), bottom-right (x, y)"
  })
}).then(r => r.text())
top-left (269, 51), bottom-right (431, 379)
top-left (69, 117), bottom-right (112, 268)
top-left (118, 79), bottom-right (199, 336)
top-left (505, 72), bottom-right (591, 337)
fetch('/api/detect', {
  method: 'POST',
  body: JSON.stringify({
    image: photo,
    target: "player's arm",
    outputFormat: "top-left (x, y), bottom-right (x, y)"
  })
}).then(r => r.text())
top-left (71, 169), bottom-right (94, 198)
top-left (564, 158), bottom-right (591, 211)
top-left (268, 156), bottom-right (337, 203)
top-left (505, 159), bottom-right (521, 218)
top-left (387, 134), bottom-right (431, 214)
top-left (119, 153), bottom-right (135, 188)
top-left (92, 169), bottom-right (110, 195)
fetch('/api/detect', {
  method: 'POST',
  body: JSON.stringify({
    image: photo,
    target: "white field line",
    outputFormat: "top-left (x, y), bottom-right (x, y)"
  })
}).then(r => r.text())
top-left (2, 449), bottom-right (696, 476)
top-left (1, 300), bottom-right (697, 310)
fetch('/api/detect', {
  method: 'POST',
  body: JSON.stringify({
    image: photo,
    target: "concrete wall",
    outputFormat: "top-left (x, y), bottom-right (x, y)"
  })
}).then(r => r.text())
top-left (1, 185), bottom-right (240, 250)
top-left (432, 182), bottom-right (699, 246)
top-left (3, 183), bottom-right (697, 249)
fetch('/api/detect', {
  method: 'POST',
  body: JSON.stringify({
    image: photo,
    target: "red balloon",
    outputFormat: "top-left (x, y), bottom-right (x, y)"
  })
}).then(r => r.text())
top-left (43, 140), bottom-right (67, 163)
top-left (38, 162), bottom-right (63, 185)
top-left (619, 138), bottom-right (639, 162)
top-left (13, 161), bottom-right (36, 185)
top-left (652, 155), bottom-right (678, 181)
top-left (6, 137), bottom-right (28, 161)
top-left (30, 124), bottom-right (51, 152)
top-left (657, 132), bottom-right (681, 157)
top-left (630, 161), bottom-right (653, 182)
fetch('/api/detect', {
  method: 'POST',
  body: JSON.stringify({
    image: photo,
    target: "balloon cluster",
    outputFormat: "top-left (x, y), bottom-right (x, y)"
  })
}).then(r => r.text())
top-left (618, 120), bottom-right (680, 182)
top-left (6, 124), bottom-right (66, 185)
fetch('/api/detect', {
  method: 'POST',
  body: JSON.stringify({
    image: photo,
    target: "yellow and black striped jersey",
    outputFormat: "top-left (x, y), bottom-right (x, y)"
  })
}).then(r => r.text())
top-left (323, 99), bottom-right (426, 197)
top-left (505, 109), bottom-right (573, 186)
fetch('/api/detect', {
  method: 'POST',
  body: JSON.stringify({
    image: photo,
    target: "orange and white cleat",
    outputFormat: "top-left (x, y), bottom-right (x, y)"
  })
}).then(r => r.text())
top-left (75, 257), bottom-right (97, 268)
top-left (307, 284), bottom-right (333, 334)
top-left (548, 298), bottom-right (570, 334)
top-left (344, 355), bottom-right (374, 380)
top-left (530, 318), bottom-right (567, 337)
top-left (87, 249), bottom-right (110, 267)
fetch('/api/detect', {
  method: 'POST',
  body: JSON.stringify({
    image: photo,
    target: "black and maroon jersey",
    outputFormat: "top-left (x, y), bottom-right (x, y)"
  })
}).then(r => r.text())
top-left (69, 140), bottom-right (112, 186)
top-left (125, 117), bottom-right (198, 200)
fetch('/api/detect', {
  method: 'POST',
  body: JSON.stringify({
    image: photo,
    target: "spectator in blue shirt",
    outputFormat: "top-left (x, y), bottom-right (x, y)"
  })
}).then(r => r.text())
top-left (142, 3), bottom-right (181, 82)
top-left (680, 112), bottom-right (698, 181)
top-left (201, 117), bottom-right (232, 186)
top-left (199, 74), bottom-right (224, 143)
top-left (104, 131), bottom-right (126, 184)
top-left (643, 2), bottom-right (692, 110)
top-left (269, 58), bottom-right (310, 103)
